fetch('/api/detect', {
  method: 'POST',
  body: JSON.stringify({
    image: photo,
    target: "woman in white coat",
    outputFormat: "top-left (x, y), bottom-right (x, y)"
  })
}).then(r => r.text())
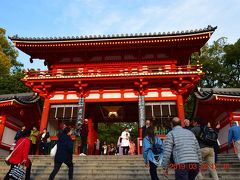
top-left (121, 128), bottom-right (130, 155)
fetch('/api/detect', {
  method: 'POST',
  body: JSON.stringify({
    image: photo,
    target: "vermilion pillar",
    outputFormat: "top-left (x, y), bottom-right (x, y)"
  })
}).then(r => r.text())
top-left (40, 98), bottom-right (50, 131)
top-left (87, 118), bottom-right (94, 155)
top-left (176, 94), bottom-right (185, 126)
top-left (0, 115), bottom-right (6, 143)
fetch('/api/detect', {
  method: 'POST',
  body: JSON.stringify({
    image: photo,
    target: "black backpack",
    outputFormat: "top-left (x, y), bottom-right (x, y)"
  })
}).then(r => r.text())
top-left (199, 126), bottom-right (218, 146)
top-left (149, 138), bottom-right (163, 155)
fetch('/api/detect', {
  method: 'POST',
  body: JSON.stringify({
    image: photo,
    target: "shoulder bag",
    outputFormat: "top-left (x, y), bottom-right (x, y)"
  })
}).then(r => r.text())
top-left (50, 144), bottom-right (57, 157)
top-left (9, 164), bottom-right (26, 180)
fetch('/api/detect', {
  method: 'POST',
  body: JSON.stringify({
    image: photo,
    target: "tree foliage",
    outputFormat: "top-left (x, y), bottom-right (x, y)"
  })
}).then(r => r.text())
top-left (0, 28), bottom-right (20, 75)
top-left (0, 27), bottom-right (30, 94)
top-left (191, 37), bottom-right (227, 87)
top-left (191, 37), bottom-right (240, 88)
top-left (185, 37), bottom-right (240, 117)
top-left (0, 69), bottom-right (31, 95)
top-left (98, 122), bottom-right (138, 145)
top-left (223, 39), bottom-right (240, 87)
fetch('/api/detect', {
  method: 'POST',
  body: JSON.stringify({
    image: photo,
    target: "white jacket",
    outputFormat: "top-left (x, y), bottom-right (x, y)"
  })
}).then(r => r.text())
top-left (121, 131), bottom-right (130, 147)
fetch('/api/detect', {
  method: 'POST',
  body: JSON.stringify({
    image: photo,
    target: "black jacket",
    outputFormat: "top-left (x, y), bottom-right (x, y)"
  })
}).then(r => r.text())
top-left (40, 132), bottom-right (50, 143)
top-left (81, 124), bottom-right (89, 137)
top-left (55, 133), bottom-right (73, 163)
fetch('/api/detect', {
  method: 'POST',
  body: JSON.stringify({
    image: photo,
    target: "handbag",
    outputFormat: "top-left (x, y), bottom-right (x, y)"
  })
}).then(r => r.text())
top-left (50, 144), bottom-right (57, 157)
top-left (9, 164), bottom-right (26, 180)
top-left (5, 139), bottom-right (26, 165)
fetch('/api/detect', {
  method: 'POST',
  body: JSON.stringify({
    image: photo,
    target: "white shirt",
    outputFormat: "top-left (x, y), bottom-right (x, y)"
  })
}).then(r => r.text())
top-left (121, 131), bottom-right (130, 147)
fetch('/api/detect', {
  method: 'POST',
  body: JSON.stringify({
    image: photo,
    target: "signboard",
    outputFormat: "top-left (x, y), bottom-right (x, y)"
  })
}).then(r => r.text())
top-left (77, 97), bottom-right (85, 126)
top-left (138, 95), bottom-right (145, 127)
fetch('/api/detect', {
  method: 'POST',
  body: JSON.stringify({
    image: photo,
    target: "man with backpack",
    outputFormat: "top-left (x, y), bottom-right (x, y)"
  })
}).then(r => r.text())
top-left (162, 117), bottom-right (202, 180)
top-left (191, 117), bottom-right (219, 180)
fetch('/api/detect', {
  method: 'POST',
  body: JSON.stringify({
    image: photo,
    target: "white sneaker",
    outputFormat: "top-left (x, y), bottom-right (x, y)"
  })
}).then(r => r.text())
top-left (79, 153), bottom-right (87, 156)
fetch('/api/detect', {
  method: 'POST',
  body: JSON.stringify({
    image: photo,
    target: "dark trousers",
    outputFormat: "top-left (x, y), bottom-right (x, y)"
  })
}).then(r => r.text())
top-left (4, 161), bottom-right (32, 180)
top-left (39, 142), bottom-right (49, 155)
top-left (49, 160), bottom-right (73, 180)
top-left (175, 163), bottom-right (199, 180)
top-left (122, 146), bottom-right (129, 155)
top-left (81, 136), bottom-right (87, 154)
top-left (30, 143), bottom-right (37, 155)
top-left (149, 161), bottom-right (159, 180)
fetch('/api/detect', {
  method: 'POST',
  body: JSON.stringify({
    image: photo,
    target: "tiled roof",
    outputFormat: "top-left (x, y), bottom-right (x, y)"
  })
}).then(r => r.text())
top-left (9, 25), bottom-right (217, 41)
top-left (195, 88), bottom-right (240, 100)
top-left (0, 92), bottom-right (40, 104)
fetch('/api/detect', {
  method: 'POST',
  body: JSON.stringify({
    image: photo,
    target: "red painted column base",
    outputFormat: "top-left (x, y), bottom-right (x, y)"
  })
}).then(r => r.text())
top-left (138, 127), bottom-right (143, 155)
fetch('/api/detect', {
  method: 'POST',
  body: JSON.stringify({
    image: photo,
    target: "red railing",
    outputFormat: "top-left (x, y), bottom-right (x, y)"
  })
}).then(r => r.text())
top-left (25, 65), bottom-right (202, 78)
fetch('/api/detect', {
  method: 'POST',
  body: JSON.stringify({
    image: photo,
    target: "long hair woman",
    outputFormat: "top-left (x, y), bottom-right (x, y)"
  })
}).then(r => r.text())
top-left (49, 127), bottom-right (74, 180)
top-left (4, 129), bottom-right (32, 180)
top-left (143, 127), bottom-right (164, 180)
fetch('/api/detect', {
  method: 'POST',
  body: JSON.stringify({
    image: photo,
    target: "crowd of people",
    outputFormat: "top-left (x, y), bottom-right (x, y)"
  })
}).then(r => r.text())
top-left (4, 124), bottom-right (74, 180)
top-left (98, 128), bottom-right (136, 156)
top-left (142, 117), bottom-right (240, 180)
top-left (4, 116), bottom-right (240, 180)
top-left (11, 125), bottom-right (51, 156)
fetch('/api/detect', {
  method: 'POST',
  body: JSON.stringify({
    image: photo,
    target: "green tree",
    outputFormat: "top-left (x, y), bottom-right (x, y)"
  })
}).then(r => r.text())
top-left (185, 37), bottom-right (240, 117)
top-left (191, 37), bottom-right (228, 88)
top-left (186, 37), bottom-right (228, 117)
top-left (0, 27), bottom-right (30, 94)
top-left (0, 69), bottom-right (31, 94)
top-left (223, 39), bottom-right (240, 87)
top-left (0, 28), bottom-right (20, 75)
top-left (98, 122), bottom-right (138, 145)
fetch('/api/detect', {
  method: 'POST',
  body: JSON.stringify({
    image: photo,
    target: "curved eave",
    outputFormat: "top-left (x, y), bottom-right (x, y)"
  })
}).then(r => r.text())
top-left (0, 100), bottom-right (14, 107)
top-left (0, 93), bottom-right (40, 105)
top-left (195, 92), bottom-right (240, 102)
top-left (11, 31), bottom-right (214, 50)
top-left (14, 95), bottom-right (40, 104)
top-left (215, 95), bottom-right (240, 102)
top-left (194, 89), bottom-right (214, 101)
top-left (9, 26), bottom-right (217, 42)
top-left (0, 100), bottom-right (27, 107)
top-left (11, 32), bottom-right (213, 62)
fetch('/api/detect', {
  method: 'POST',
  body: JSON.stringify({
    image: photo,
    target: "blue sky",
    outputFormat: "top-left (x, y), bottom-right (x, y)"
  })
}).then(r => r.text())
top-left (1, 0), bottom-right (240, 70)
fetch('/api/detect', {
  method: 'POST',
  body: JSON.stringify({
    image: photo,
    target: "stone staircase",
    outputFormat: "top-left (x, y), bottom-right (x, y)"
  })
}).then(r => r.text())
top-left (0, 153), bottom-right (240, 180)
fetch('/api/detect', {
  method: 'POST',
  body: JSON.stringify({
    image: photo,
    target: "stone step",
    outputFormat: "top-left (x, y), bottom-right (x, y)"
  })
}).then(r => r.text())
top-left (26, 158), bottom-right (238, 162)
top-left (1, 166), bottom-right (239, 172)
top-left (0, 154), bottom-right (239, 180)
top-left (2, 154), bottom-right (238, 158)
top-left (1, 172), bottom-right (240, 180)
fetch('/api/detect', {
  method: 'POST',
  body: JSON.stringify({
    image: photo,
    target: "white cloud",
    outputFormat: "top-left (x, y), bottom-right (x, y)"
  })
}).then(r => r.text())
top-left (10, 0), bottom-right (240, 69)
top-left (54, 0), bottom-right (237, 38)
